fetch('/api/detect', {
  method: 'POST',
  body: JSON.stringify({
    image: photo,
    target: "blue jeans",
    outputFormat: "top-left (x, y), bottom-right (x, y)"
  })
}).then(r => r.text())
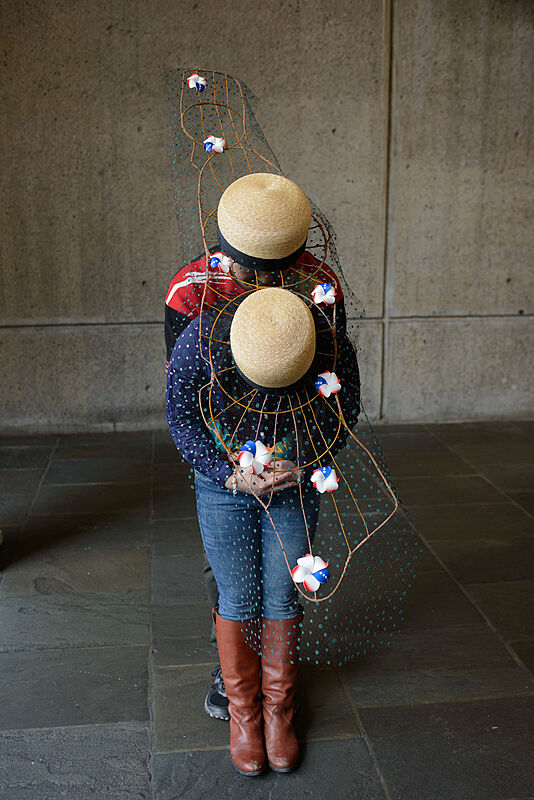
top-left (194, 470), bottom-right (319, 621)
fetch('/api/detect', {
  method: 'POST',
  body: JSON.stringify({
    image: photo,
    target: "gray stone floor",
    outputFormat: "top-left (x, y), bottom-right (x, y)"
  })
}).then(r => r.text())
top-left (0, 422), bottom-right (533, 799)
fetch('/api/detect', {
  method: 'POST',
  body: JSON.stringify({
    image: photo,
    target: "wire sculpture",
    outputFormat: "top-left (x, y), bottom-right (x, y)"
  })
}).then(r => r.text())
top-left (165, 68), bottom-right (423, 666)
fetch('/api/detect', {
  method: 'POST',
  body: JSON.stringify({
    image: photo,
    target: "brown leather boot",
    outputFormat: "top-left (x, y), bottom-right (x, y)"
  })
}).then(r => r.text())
top-left (261, 611), bottom-right (302, 773)
top-left (215, 611), bottom-right (266, 776)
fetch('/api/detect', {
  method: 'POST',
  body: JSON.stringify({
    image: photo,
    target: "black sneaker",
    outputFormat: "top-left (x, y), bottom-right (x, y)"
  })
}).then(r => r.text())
top-left (204, 665), bottom-right (230, 721)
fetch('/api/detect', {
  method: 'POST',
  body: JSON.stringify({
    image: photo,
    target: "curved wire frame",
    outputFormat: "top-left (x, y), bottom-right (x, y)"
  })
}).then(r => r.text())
top-left (174, 68), bottom-right (405, 604)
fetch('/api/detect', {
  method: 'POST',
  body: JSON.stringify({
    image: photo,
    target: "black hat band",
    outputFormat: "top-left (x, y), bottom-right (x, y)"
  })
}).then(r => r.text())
top-left (217, 225), bottom-right (306, 273)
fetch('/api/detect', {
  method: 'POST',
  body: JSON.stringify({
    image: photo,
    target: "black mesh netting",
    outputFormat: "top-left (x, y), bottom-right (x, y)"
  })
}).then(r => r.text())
top-left (164, 68), bottom-right (423, 667)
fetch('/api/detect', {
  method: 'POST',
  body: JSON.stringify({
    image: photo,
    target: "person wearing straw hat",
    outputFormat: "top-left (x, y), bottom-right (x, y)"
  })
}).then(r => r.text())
top-left (163, 181), bottom-right (348, 726)
top-left (166, 173), bottom-right (361, 776)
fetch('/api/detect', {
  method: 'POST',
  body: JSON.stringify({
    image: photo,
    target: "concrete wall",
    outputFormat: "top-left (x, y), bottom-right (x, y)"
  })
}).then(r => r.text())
top-left (1, 0), bottom-right (532, 432)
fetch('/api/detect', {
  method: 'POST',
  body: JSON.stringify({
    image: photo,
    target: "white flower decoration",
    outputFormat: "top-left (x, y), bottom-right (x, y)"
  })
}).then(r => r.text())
top-left (312, 282), bottom-right (336, 306)
top-left (292, 554), bottom-right (330, 592)
top-left (311, 466), bottom-right (339, 493)
top-left (315, 371), bottom-right (341, 398)
top-left (209, 252), bottom-right (234, 274)
top-left (203, 135), bottom-right (226, 154)
top-left (238, 440), bottom-right (272, 475)
top-left (187, 74), bottom-right (207, 91)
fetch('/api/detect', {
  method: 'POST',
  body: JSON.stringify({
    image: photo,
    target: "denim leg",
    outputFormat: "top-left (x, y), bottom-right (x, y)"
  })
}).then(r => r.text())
top-left (202, 549), bottom-right (219, 646)
top-left (195, 471), bottom-right (263, 621)
top-left (260, 487), bottom-right (320, 619)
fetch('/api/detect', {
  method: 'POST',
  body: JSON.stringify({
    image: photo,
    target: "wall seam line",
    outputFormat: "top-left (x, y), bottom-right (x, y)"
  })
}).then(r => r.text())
top-left (0, 313), bottom-right (531, 331)
top-left (379, 0), bottom-right (395, 421)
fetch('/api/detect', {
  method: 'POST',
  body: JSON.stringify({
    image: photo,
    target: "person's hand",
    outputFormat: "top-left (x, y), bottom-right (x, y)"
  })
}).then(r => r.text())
top-left (225, 462), bottom-right (298, 496)
top-left (268, 459), bottom-right (302, 481)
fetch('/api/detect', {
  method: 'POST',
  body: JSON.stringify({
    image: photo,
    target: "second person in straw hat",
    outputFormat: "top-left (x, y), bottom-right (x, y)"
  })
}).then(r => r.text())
top-left (166, 173), bottom-right (361, 775)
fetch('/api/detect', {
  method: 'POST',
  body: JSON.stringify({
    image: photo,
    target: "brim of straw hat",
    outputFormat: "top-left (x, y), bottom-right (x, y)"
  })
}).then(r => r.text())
top-left (233, 361), bottom-right (314, 396)
top-left (217, 225), bottom-right (307, 273)
top-left (230, 288), bottom-right (316, 393)
top-left (217, 173), bottom-right (311, 272)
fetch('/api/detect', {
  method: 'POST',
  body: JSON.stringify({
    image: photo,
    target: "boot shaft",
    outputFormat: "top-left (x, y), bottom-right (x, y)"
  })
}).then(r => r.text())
top-left (260, 612), bottom-right (302, 709)
top-left (214, 612), bottom-right (262, 711)
top-left (260, 612), bottom-right (302, 773)
top-left (214, 611), bottom-right (267, 776)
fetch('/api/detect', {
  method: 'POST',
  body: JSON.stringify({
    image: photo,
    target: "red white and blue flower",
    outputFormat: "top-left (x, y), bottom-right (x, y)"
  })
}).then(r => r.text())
top-left (292, 554), bottom-right (330, 592)
top-left (187, 73), bottom-right (207, 92)
top-left (238, 440), bottom-right (272, 474)
top-left (209, 252), bottom-right (234, 273)
top-left (311, 466), bottom-right (339, 493)
top-left (203, 135), bottom-right (226, 153)
top-left (312, 282), bottom-right (336, 306)
top-left (315, 371), bottom-right (341, 398)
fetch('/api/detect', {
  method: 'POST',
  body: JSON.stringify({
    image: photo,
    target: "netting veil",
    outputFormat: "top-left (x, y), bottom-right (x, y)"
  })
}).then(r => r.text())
top-left (164, 68), bottom-right (423, 667)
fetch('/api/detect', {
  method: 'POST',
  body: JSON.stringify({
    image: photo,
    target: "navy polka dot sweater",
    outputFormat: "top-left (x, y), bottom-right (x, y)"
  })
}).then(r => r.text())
top-left (166, 313), bottom-right (361, 488)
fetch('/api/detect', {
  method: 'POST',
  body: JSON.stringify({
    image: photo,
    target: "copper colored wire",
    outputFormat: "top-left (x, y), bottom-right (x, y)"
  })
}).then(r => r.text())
top-left (174, 69), bottom-right (398, 608)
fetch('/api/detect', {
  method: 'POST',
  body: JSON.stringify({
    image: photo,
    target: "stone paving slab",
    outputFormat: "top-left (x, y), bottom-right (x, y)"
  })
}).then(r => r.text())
top-left (152, 665), bottom-right (227, 752)
top-left (0, 723), bottom-right (149, 800)
top-left (514, 420), bottom-right (534, 439)
top-left (449, 440), bottom-right (534, 465)
top-left (0, 492), bottom-right (37, 526)
top-left (33, 482), bottom-right (151, 516)
top-left (151, 519), bottom-right (203, 557)
top-left (44, 457), bottom-right (152, 486)
top-left (464, 580), bottom-right (534, 641)
top-left (430, 535), bottom-right (534, 584)
top-left (0, 436), bottom-right (58, 446)
top-left (405, 538), bottom-right (444, 573)
top-left (426, 422), bottom-right (526, 447)
top-left (55, 433), bottom-right (152, 460)
top-left (33, 476), bottom-right (150, 514)
top-left (151, 603), bottom-right (215, 666)
top-left (409, 502), bottom-right (534, 541)
top-left (153, 431), bottom-right (184, 464)
top-left (0, 546), bottom-right (149, 596)
top-left (151, 555), bottom-right (206, 605)
top-left (293, 664), bottom-right (361, 742)
top-left (476, 463), bottom-right (534, 493)
top-left (373, 426), bottom-right (449, 453)
top-left (0, 445), bottom-right (53, 469)
top-left (509, 491), bottom-right (534, 515)
top-left (400, 572), bottom-right (486, 631)
top-left (358, 695), bottom-right (534, 800)
top-left (347, 661), bottom-right (533, 708)
top-left (0, 468), bottom-right (44, 493)
top-left (398, 475), bottom-right (507, 506)
top-left (152, 738), bottom-right (386, 800)
top-left (153, 461), bottom-right (192, 488)
top-left (510, 640), bottom-right (534, 673)
top-left (0, 591), bottom-right (148, 652)
top-left (2, 513), bottom-right (150, 558)
top-left (385, 450), bottom-right (475, 477)
top-left (152, 486), bottom-right (198, 520)
top-left (341, 624), bottom-right (534, 706)
top-left (344, 623), bottom-right (519, 674)
top-left (0, 645), bottom-right (148, 730)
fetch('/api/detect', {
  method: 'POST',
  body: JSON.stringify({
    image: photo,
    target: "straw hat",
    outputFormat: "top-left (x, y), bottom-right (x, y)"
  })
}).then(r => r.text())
top-left (217, 173), bottom-right (312, 271)
top-left (230, 288), bottom-right (316, 391)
